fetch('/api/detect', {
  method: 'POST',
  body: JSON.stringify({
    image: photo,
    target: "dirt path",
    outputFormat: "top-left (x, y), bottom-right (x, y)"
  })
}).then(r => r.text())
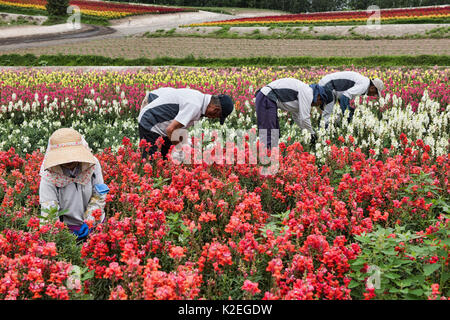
top-left (0, 9), bottom-right (279, 48)
top-left (1, 37), bottom-right (448, 58)
top-left (0, 8), bottom-right (448, 58)
top-left (109, 10), bottom-right (234, 36)
top-left (174, 23), bottom-right (450, 37)
top-left (0, 24), bottom-right (115, 46)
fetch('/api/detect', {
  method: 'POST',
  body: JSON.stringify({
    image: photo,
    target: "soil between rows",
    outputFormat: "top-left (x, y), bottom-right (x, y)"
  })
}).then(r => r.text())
top-left (0, 37), bottom-right (448, 58)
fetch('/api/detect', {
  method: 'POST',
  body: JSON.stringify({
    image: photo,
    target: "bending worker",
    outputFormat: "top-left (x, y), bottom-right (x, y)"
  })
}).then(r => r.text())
top-left (39, 128), bottom-right (109, 241)
top-left (319, 71), bottom-right (384, 126)
top-left (255, 78), bottom-right (333, 148)
top-left (139, 87), bottom-right (234, 159)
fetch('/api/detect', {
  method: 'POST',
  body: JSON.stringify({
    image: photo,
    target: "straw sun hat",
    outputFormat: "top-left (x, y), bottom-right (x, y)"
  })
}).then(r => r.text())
top-left (43, 128), bottom-right (97, 171)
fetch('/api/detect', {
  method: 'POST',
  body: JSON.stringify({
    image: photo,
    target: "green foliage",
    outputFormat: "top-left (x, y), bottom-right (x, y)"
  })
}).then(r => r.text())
top-left (349, 224), bottom-right (449, 300)
top-left (38, 207), bottom-right (85, 265)
top-left (0, 205), bottom-right (85, 267)
top-left (148, 24), bottom-right (449, 40)
top-left (45, 0), bottom-right (69, 18)
top-left (396, 171), bottom-right (446, 231)
top-left (0, 53), bottom-right (449, 68)
top-left (0, 4), bottom-right (47, 17)
top-left (0, 4), bottom-right (109, 26)
top-left (259, 210), bottom-right (289, 240)
top-left (0, 16), bottom-right (38, 26)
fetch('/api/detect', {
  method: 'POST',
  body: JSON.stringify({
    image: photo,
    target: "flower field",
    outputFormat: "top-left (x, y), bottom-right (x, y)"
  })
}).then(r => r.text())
top-left (0, 67), bottom-right (449, 300)
top-left (0, 0), bottom-right (191, 19)
top-left (0, 67), bottom-right (448, 156)
top-left (188, 6), bottom-right (450, 27)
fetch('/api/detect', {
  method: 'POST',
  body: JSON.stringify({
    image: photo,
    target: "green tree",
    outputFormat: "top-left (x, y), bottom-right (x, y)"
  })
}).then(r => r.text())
top-left (46, 0), bottom-right (70, 17)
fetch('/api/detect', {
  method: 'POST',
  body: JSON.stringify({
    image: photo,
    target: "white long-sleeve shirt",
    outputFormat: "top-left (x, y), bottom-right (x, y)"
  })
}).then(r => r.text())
top-left (260, 78), bottom-right (315, 134)
top-left (138, 87), bottom-right (212, 137)
top-left (318, 71), bottom-right (371, 126)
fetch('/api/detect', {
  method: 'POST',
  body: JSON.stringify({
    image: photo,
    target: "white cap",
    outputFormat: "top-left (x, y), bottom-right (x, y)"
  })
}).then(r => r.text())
top-left (372, 78), bottom-right (385, 96)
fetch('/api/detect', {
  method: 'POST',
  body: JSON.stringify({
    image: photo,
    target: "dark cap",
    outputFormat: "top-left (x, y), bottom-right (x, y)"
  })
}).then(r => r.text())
top-left (310, 84), bottom-right (333, 111)
top-left (218, 94), bottom-right (234, 125)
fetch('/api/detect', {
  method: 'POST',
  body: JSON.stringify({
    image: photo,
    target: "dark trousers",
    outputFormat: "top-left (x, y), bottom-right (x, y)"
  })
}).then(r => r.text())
top-left (339, 99), bottom-right (355, 123)
top-left (255, 91), bottom-right (279, 149)
top-left (139, 124), bottom-right (172, 159)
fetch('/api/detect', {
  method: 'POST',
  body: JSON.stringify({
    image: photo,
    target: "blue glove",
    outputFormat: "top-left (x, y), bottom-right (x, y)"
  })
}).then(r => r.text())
top-left (73, 223), bottom-right (89, 239)
top-left (94, 183), bottom-right (109, 195)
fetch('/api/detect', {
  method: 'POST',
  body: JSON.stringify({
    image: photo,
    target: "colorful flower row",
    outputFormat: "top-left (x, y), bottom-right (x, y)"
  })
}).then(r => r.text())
top-left (188, 6), bottom-right (450, 27)
top-left (0, 133), bottom-right (448, 300)
top-left (0, 67), bottom-right (448, 159)
top-left (0, 0), bottom-right (192, 19)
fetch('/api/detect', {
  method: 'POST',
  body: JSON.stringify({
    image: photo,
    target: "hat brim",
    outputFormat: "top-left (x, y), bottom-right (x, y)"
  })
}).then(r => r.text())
top-left (43, 144), bottom-right (97, 171)
top-left (373, 87), bottom-right (381, 97)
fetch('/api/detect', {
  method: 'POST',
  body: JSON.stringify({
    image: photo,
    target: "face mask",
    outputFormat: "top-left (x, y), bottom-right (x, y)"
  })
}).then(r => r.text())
top-left (62, 163), bottom-right (81, 178)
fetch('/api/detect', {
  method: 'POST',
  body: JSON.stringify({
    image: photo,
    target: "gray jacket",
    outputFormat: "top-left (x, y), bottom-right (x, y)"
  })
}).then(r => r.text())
top-left (39, 159), bottom-right (105, 226)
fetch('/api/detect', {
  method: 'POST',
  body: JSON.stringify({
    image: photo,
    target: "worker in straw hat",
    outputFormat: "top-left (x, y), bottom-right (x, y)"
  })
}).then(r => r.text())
top-left (39, 128), bottom-right (109, 241)
top-left (318, 71), bottom-right (385, 126)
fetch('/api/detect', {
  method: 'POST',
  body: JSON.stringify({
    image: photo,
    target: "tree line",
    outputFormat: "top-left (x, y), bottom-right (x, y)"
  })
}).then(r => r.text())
top-left (112, 0), bottom-right (449, 13)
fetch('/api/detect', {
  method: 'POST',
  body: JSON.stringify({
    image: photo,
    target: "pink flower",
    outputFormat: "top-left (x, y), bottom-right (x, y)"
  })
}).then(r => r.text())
top-left (242, 280), bottom-right (261, 295)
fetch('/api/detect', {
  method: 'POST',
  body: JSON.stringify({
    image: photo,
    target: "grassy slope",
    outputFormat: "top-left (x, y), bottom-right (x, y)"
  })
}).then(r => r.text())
top-left (144, 25), bottom-right (450, 40)
top-left (0, 53), bottom-right (448, 67)
top-left (0, 4), bottom-right (111, 26)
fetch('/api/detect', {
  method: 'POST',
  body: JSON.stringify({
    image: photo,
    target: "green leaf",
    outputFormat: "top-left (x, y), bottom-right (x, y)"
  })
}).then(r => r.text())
top-left (397, 259), bottom-right (414, 265)
top-left (348, 280), bottom-right (360, 288)
top-left (82, 270), bottom-right (95, 281)
top-left (441, 271), bottom-right (450, 283)
top-left (409, 289), bottom-right (424, 296)
top-left (399, 278), bottom-right (415, 287)
top-left (384, 273), bottom-right (401, 280)
top-left (381, 249), bottom-right (397, 255)
top-left (424, 263), bottom-right (441, 276)
top-left (350, 258), bottom-right (366, 266)
top-left (400, 289), bottom-right (409, 294)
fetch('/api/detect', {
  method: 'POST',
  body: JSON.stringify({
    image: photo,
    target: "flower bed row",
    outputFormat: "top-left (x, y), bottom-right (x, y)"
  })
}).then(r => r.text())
top-left (0, 67), bottom-right (448, 158)
top-left (0, 0), bottom-right (192, 19)
top-left (0, 133), bottom-right (448, 299)
top-left (188, 6), bottom-right (450, 27)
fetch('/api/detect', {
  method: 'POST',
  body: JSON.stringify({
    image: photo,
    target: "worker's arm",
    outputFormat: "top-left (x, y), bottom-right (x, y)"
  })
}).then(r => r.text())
top-left (166, 120), bottom-right (185, 144)
top-left (296, 90), bottom-right (314, 134)
top-left (168, 101), bottom-right (202, 145)
top-left (321, 96), bottom-right (336, 128)
top-left (84, 159), bottom-right (107, 225)
top-left (39, 178), bottom-right (60, 226)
